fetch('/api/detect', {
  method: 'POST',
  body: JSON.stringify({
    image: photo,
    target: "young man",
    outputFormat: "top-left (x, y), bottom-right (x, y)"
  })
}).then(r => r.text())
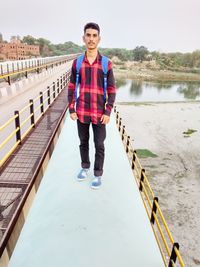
top-left (68, 22), bottom-right (116, 189)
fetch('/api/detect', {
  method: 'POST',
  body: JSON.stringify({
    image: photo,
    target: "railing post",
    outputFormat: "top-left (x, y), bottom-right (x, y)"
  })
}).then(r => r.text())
top-left (118, 118), bottom-right (122, 132)
top-left (139, 168), bottom-right (145, 191)
top-left (7, 63), bottom-right (9, 74)
top-left (60, 76), bottom-right (63, 90)
top-left (0, 200), bottom-right (4, 220)
top-left (131, 150), bottom-right (136, 169)
top-left (53, 82), bottom-right (56, 99)
top-left (168, 243), bottom-right (180, 267)
top-left (47, 86), bottom-right (51, 106)
top-left (65, 72), bottom-right (68, 85)
top-left (29, 99), bottom-right (35, 127)
top-left (126, 135), bottom-right (130, 153)
top-left (116, 111), bottom-right (119, 125)
top-left (37, 59), bottom-right (39, 73)
top-left (40, 92), bottom-right (44, 115)
top-left (8, 76), bottom-right (11, 85)
top-left (62, 74), bottom-right (65, 88)
top-left (150, 197), bottom-right (158, 224)
top-left (63, 74), bottom-right (67, 87)
top-left (57, 78), bottom-right (60, 94)
top-left (64, 73), bottom-right (66, 86)
top-left (14, 111), bottom-right (21, 144)
top-left (114, 105), bottom-right (116, 113)
top-left (122, 125), bottom-right (125, 141)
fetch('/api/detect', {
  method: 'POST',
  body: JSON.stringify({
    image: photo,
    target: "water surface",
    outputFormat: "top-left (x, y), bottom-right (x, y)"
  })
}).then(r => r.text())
top-left (116, 79), bottom-right (200, 102)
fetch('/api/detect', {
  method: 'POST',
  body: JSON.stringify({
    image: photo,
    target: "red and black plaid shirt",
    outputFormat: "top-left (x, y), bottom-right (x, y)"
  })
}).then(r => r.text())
top-left (68, 52), bottom-right (116, 124)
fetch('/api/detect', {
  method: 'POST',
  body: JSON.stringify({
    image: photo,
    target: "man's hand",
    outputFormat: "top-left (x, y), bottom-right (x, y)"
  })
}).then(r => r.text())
top-left (70, 112), bottom-right (78, 120)
top-left (100, 114), bottom-right (110, 124)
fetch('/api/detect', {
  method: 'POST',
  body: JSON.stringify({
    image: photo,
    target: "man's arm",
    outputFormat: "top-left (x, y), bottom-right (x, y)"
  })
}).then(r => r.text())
top-left (68, 59), bottom-right (77, 114)
top-left (104, 60), bottom-right (116, 116)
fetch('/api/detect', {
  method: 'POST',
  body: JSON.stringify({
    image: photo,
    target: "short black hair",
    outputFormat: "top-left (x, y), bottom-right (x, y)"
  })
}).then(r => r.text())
top-left (84, 22), bottom-right (100, 34)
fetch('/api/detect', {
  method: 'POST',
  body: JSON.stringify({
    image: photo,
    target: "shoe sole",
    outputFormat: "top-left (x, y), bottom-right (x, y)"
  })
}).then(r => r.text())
top-left (90, 185), bottom-right (101, 189)
top-left (77, 177), bottom-right (87, 182)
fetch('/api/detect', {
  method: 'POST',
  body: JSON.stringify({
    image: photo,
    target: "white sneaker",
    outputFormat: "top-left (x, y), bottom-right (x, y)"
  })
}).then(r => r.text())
top-left (90, 176), bottom-right (102, 189)
top-left (77, 168), bottom-right (89, 181)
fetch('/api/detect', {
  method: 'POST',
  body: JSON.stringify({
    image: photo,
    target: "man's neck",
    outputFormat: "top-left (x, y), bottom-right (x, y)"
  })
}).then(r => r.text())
top-left (86, 49), bottom-right (98, 59)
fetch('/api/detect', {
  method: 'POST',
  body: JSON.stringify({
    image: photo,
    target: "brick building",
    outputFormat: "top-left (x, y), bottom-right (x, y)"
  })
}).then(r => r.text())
top-left (0, 37), bottom-right (40, 61)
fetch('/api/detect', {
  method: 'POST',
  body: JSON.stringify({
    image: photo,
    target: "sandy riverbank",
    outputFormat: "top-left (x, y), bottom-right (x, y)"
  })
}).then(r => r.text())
top-left (116, 101), bottom-right (200, 267)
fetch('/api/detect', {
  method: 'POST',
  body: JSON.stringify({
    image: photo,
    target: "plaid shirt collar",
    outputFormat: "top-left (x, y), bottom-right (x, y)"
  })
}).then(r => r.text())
top-left (83, 51), bottom-right (102, 64)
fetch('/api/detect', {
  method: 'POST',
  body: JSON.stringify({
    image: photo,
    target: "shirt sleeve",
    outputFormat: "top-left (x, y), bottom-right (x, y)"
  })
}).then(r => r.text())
top-left (104, 60), bottom-right (116, 116)
top-left (67, 59), bottom-right (77, 114)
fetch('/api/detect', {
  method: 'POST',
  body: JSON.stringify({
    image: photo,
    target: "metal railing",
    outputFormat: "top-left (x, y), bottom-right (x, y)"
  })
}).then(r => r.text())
top-left (0, 71), bottom-right (71, 168)
top-left (0, 54), bottom-right (78, 85)
top-left (114, 107), bottom-right (185, 267)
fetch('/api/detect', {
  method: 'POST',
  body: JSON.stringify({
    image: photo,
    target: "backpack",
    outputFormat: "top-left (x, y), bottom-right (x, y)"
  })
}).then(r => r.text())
top-left (75, 54), bottom-right (109, 103)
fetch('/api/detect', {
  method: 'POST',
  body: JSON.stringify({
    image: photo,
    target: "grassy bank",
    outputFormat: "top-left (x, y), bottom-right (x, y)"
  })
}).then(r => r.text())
top-left (113, 60), bottom-right (200, 82)
top-left (114, 68), bottom-right (200, 82)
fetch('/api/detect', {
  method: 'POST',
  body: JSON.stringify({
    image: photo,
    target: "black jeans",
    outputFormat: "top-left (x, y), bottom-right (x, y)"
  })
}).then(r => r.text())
top-left (77, 119), bottom-right (106, 177)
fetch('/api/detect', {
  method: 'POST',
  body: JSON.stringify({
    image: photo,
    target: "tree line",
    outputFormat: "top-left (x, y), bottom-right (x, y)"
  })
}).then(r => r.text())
top-left (8, 35), bottom-right (200, 70)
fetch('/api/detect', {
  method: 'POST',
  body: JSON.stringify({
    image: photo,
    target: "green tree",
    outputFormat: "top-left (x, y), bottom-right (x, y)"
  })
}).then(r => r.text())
top-left (37, 38), bottom-right (52, 56)
top-left (22, 35), bottom-right (37, 45)
top-left (133, 46), bottom-right (149, 62)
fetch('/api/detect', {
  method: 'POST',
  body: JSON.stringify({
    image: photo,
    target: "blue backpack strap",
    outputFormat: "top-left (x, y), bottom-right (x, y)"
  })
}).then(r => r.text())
top-left (75, 54), bottom-right (84, 102)
top-left (101, 56), bottom-right (109, 102)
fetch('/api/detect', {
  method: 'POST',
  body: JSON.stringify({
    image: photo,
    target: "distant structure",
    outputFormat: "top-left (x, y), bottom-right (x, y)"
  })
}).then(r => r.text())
top-left (0, 34), bottom-right (40, 61)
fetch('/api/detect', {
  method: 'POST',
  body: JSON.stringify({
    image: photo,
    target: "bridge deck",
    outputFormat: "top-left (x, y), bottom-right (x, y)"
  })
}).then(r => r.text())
top-left (8, 110), bottom-right (164, 267)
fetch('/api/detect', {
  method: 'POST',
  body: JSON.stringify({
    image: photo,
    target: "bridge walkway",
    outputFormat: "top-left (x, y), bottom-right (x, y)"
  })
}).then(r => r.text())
top-left (8, 111), bottom-right (164, 267)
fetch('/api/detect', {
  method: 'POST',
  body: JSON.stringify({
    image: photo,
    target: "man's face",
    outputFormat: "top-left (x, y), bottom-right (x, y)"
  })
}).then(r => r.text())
top-left (83, 28), bottom-right (101, 50)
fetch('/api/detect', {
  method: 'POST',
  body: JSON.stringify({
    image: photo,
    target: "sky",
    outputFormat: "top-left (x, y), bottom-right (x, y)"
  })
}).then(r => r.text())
top-left (1, 0), bottom-right (200, 53)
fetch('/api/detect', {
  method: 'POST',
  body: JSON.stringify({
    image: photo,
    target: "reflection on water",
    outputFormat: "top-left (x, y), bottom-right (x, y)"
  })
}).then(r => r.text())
top-left (116, 78), bottom-right (200, 102)
top-left (130, 80), bottom-right (143, 96)
top-left (116, 79), bottom-right (127, 88)
top-left (177, 84), bottom-right (200, 99)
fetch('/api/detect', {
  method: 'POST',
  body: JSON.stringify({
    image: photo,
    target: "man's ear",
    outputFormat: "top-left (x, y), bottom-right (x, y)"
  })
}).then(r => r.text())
top-left (82, 35), bottom-right (85, 43)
